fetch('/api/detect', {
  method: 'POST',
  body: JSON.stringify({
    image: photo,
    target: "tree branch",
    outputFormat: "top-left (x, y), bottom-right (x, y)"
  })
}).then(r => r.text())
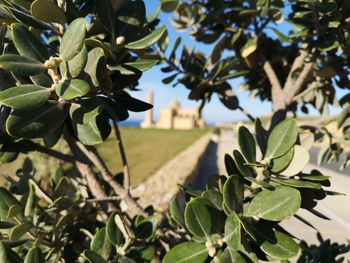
top-left (284, 50), bottom-right (313, 105)
top-left (21, 140), bottom-right (84, 164)
top-left (64, 134), bottom-right (112, 212)
top-left (263, 60), bottom-right (285, 111)
top-left (75, 141), bottom-right (146, 217)
top-left (113, 121), bottom-right (131, 191)
top-left (284, 50), bottom-right (309, 90)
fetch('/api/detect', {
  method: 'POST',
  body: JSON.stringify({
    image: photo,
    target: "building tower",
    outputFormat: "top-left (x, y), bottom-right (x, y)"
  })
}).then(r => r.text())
top-left (140, 90), bottom-right (153, 128)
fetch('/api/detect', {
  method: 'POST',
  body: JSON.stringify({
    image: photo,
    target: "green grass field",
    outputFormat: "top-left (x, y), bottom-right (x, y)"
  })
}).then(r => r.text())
top-left (0, 128), bottom-right (209, 187)
top-left (97, 128), bottom-right (209, 186)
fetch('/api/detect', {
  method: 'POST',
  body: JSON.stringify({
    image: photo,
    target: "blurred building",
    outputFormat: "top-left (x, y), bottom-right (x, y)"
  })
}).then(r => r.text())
top-left (141, 90), bottom-right (205, 130)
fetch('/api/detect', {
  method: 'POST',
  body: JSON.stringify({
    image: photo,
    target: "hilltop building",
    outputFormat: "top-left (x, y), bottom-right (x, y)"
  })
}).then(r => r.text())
top-left (140, 90), bottom-right (205, 130)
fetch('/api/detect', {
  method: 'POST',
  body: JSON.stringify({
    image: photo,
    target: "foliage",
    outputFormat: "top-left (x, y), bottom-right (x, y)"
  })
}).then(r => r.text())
top-left (159, 0), bottom-right (350, 168)
top-left (0, 0), bottom-right (349, 262)
top-left (0, 0), bottom-right (169, 261)
top-left (164, 118), bottom-right (345, 262)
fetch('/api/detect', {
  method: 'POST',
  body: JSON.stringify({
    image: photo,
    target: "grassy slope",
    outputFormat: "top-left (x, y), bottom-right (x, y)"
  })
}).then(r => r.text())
top-left (97, 128), bottom-right (209, 186)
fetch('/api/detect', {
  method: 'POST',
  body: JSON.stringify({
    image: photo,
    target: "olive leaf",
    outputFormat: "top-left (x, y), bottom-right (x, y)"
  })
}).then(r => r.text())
top-left (11, 23), bottom-right (49, 62)
top-left (31, 0), bottom-right (66, 25)
top-left (184, 197), bottom-right (212, 238)
top-left (238, 126), bottom-right (256, 163)
top-left (24, 247), bottom-right (44, 263)
top-left (245, 186), bottom-right (301, 221)
top-left (223, 175), bottom-right (244, 214)
top-left (0, 85), bottom-right (51, 110)
top-left (6, 101), bottom-right (67, 139)
top-left (0, 54), bottom-right (46, 76)
top-left (125, 25), bottom-right (167, 49)
top-left (55, 79), bottom-right (91, 100)
top-left (266, 118), bottom-right (298, 159)
top-left (163, 242), bottom-right (208, 263)
top-left (60, 18), bottom-right (86, 61)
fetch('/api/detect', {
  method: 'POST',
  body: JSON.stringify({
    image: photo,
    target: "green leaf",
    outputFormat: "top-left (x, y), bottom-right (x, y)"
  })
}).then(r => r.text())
top-left (265, 118), bottom-right (298, 159)
top-left (7, 204), bottom-right (23, 218)
top-left (43, 125), bottom-right (63, 148)
top-left (115, 0), bottom-right (146, 40)
top-left (60, 18), bottom-right (86, 61)
top-left (114, 93), bottom-right (152, 112)
top-left (161, 0), bottom-right (178, 12)
top-left (108, 59), bottom-right (158, 75)
top-left (30, 73), bottom-right (52, 87)
top-left (91, 227), bottom-right (113, 260)
top-left (31, 0), bottom-right (66, 25)
top-left (6, 101), bottom-right (67, 139)
top-left (7, 6), bottom-right (51, 30)
top-left (83, 249), bottom-right (107, 263)
top-left (56, 79), bottom-right (91, 100)
top-left (0, 221), bottom-right (15, 229)
top-left (10, 222), bottom-right (32, 241)
top-left (163, 242), bottom-right (208, 263)
top-left (24, 247), bottom-right (44, 263)
top-left (135, 216), bottom-right (158, 241)
top-left (11, 23), bottom-right (49, 62)
top-left (60, 45), bottom-right (88, 78)
top-left (225, 212), bottom-right (241, 251)
top-left (185, 197), bottom-right (212, 238)
top-left (81, 47), bottom-right (106, 87)
top-left (218, 248), bottom-right (253, 263)
top-left (223, 175), bottom-right (244, 214)
top-left (148, 2), bottom-right (161, 22)
top-left (54, 177), bottom-right (75, 198)
top-left (233, 150), bottom-right (253, 176)
top-left (300, 174), bottom-right (330, 182)
top-left (0, 242), bottom-right (22, 263)
top-left (0, 54), bottom-right (46, 76)
top-left (94, 0), bottom-right (114, 35)
top-left (169, 198), bottom-right (185, 226)
top-left (280, 145), bottom-right (309, 177)
top-left (69, 98), bottom-right (103, 124)
top-left (202, 190), bottom-right (223, 211)
top-left (125, 25), bottom-right (167, 49)
top-left (0, 85), bottom-right (51, 110)
top-left (271, 28), bottom-right (290, 42)
top-left (271, 147), bottom-right (294, 173)
top-left (238, 126), bottom-right (256, 163)
top-left (255, 118), bottom-right (267, 157)
top-left (106, 212), bottom-right (124, 246)
top-left (224, 154), bottom-right (240, 176)
top-left (73, 115), bottom-right (111, 145)
top-left (241, 38), bottom-right (257, 58)
top-left (24, 184), bottom-right (35, 217)
top-left (246, 186), bottom-right (301, 221)
top-left (256, 229), bottom-right (299, 259)
top-left (271, 178), bottom-right (322, 189)
top-left (0, 188), bottom-right (20, 219)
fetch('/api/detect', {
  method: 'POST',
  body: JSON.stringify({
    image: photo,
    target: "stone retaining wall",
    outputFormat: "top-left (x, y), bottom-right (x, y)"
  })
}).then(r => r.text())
top-left (131, 132), bottom-right (212, 213)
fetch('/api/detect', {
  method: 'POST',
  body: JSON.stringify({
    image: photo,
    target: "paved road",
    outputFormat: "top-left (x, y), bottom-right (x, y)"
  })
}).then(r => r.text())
top-left (196, 130), bottom-right (350, 258)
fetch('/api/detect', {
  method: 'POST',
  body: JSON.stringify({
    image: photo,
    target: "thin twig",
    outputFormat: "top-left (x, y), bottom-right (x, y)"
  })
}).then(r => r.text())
top-left (113, 121), bottom-right (131, 191)
top-left (292, 83), bottom-right (319, 102)
top-left (237, 105), bottom-right (255, 122)
top-left (81, 196), bottom-right (121, 204)
top-left (21, 140), bottom-right (82, 164)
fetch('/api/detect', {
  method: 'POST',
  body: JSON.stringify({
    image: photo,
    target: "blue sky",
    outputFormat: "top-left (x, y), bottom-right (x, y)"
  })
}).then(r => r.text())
top-left (127, 2), bottom-right (343, 125)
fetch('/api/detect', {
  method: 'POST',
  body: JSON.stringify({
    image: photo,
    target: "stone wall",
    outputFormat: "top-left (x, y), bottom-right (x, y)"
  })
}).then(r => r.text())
top-left (131, 133), bottom-right (212, 213)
